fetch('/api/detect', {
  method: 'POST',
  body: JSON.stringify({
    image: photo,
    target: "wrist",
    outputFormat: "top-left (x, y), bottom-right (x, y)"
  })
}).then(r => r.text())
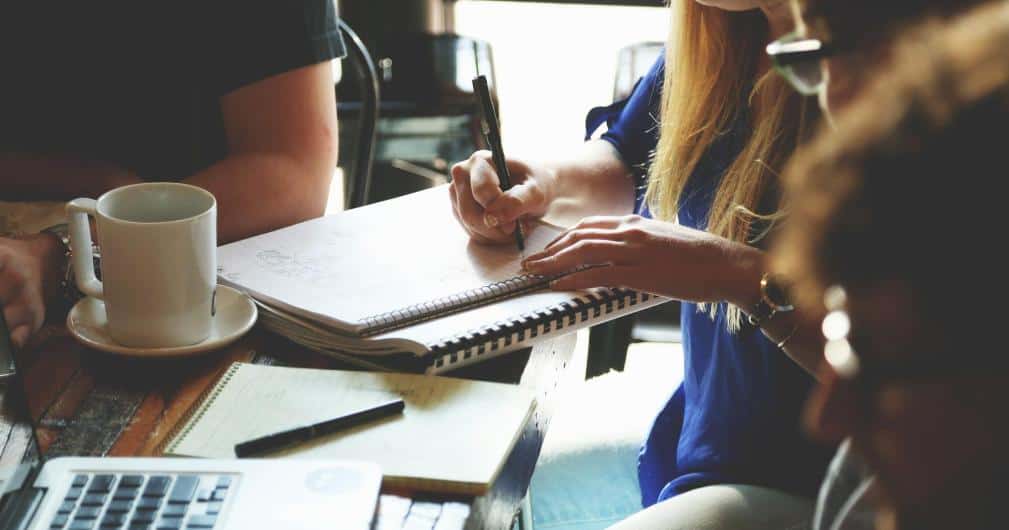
top-left (23, 232), bottom-right (66, 302)
top-left (538, 164), bottom-right (561, 210)
top-left (23, 231), bottom-right (60, 262)
top-left (723, 244), bottom-right (766, 310)
top-left (746, 270), bottom-right (796, 328)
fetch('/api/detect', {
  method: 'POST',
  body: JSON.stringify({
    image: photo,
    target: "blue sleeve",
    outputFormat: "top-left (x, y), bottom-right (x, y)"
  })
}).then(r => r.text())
top-left (584, 53), bottom-right (664, 212)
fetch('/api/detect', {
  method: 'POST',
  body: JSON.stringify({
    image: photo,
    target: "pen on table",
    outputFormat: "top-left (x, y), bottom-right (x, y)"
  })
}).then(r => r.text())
top-left (472, 74), bottom-right (526, 252)
top-left (234, 398), bottom-right (406, 458)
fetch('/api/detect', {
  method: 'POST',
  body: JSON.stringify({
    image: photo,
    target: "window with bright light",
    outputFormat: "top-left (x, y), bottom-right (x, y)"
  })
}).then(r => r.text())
top-left (454, 2), bottom-right (668, 161)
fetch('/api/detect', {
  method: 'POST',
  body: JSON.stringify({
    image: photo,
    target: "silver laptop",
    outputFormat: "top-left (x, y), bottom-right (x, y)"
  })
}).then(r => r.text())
top-left (0, 314), bottom-right (382, 530)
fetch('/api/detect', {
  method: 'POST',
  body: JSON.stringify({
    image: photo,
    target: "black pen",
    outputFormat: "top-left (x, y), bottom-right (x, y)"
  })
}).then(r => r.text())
top-left (234, 398), bottom-right (405, 457)
top-left (472, 75), bottom-right (526, 252)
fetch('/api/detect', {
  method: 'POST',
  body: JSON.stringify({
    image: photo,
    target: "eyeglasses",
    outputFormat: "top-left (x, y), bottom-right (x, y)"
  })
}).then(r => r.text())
top-left (766, 31), bottom-right (836, 96)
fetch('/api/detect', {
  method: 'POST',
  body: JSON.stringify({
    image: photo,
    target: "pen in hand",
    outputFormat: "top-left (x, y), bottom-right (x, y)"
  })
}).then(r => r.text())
top-left (234, 398), bottom-right (406, 458)
top-left (472, 75), bottom-right (526, 252)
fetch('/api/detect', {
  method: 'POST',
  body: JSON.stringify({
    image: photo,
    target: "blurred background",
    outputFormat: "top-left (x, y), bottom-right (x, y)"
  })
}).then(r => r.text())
top-left (331, 0), bottom-right (667, 211)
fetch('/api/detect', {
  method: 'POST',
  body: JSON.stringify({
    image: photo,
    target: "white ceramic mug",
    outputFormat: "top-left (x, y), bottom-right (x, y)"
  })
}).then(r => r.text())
top-left (67, 182), bottom-right (217, 348)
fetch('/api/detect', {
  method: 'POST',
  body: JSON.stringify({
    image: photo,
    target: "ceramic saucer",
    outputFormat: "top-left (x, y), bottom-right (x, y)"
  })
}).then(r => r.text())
top-left (67, 285), bottom-right (257, 358)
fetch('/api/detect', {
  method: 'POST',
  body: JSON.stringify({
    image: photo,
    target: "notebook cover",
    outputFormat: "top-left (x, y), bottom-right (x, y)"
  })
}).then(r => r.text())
top-left (162, 363), bottom-right (536, 496)
top-left (217, 186), bottom-right (563, 337)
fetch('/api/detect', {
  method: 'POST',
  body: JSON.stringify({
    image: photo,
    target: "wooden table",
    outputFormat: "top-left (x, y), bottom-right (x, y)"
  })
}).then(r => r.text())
top-left (0, 324), bottom-right (579, 530)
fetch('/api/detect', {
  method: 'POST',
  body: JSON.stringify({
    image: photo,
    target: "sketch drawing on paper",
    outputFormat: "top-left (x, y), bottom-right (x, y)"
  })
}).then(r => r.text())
top-left (255, 249), bottom-right (343, 287)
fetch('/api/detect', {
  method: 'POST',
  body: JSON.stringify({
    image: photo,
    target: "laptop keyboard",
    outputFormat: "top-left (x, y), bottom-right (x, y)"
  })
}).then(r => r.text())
top-left (49, 473), bottom-right (233, 530)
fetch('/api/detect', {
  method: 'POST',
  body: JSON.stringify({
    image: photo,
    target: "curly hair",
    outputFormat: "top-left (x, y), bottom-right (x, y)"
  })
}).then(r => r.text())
top-left (799, 0), bottom-right (986, 45)
top-left (775, 2), bottom-right (1009, 322)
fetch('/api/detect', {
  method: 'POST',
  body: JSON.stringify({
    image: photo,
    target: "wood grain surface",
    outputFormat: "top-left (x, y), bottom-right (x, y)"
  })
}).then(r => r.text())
top-left (1, 322), bottom-right (578, 530)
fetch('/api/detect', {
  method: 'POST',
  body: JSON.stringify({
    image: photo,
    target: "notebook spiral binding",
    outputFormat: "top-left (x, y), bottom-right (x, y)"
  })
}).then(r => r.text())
top-left (360, 273), bottom-right (560, 337)
top-left (429, 287), bottom-right (654, 371)
top-left (160, 363), bottom-right (243, 455)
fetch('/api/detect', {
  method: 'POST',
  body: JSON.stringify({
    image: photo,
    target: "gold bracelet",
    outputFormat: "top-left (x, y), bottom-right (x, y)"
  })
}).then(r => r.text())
top-left (776, 323), bottom-right (799, 350)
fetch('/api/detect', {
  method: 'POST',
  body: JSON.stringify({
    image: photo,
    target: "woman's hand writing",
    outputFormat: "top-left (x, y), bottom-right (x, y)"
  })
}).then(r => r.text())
top-left (449, 151), bottom-right (556, 245)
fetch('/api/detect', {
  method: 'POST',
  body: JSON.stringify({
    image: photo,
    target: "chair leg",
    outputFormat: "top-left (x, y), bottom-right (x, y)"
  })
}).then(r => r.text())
top-left (514, 493), bottom-right (534, 530)
top-left (586, 316), bottom-right (635, 379)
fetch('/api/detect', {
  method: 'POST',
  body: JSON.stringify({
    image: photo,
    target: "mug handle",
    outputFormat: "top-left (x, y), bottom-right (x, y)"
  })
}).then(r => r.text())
top-left (67, 198), bottom-right (103, 299)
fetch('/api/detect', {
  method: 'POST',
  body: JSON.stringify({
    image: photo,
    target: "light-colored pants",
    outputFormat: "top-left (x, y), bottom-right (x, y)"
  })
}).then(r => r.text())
top-left (606, 484), bottom-right (814, 530)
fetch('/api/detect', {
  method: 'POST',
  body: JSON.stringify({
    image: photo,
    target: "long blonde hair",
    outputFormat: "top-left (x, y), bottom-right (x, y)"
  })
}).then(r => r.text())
top-left (645, 1), bottom-right (813, 329)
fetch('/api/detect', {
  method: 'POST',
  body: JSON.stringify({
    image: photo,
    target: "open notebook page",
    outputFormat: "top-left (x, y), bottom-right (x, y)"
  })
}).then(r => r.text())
top-left (164, 363), bottom-right (536, 495)
top-left (217, 186), bottom-right (562, 335)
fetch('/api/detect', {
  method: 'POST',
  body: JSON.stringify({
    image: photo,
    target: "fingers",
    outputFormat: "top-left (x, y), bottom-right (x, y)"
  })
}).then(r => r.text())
top-left (538, 215), bottom-right (643, 249)
top-left (9, 324), bottom-right (31, 349)
top-left (484, 181), bottom-right (546, 227)
top-left (573, 215), bottom-right (641, 231)
top-left (524, 239), bottom-right (627, 275)
top-left (468, 155), bottom-right (504, 208)
top-left (550, 265), bottom-right (633, 291)
top-left (452, 151), bottom-right (504, 209)
top-left (0, 276), bottom-right (22, 309)
top-left (450, 189), bottom-right (507, 246)
top-left (450, 151), bottom-right (529, 244)
top-left (2, 297), bottom-right (43, 348)
top-left (450, 158), bottom-right (510, 244)
top-left (0, 241), bottom-right (48, 349)
top-left (0, 277), bottom-right (31, 349)
top-left (536, 228), bottom-right (629, 258)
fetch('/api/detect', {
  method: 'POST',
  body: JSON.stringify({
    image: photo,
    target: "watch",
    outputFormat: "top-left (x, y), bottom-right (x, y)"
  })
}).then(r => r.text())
top-left (42, 223), bottom-right (101, 308)
top-left (747, 272), bottom-right (794, 327)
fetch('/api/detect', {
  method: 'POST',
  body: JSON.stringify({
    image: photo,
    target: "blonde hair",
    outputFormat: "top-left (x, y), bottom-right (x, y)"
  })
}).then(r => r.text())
top-left (645, 2), bottom-right (812, 329)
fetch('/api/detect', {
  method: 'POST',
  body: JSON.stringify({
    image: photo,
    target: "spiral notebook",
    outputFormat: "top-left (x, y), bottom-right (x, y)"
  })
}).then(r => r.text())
top-left (162, 362), bottom-right (535, 496)
top-left (217, 186), bottom-right (668, 373)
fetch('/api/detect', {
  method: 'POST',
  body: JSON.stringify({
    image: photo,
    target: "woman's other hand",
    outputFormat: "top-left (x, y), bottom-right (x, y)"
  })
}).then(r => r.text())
top-left (449, 150), bottom-right (556, 245)
top-left (0, 234), bottom-right (61, 348)
top-left (522, 215), bottom-right (763, 306)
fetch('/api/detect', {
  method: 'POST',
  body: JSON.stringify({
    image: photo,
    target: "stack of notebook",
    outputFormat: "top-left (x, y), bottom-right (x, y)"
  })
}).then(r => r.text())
top-left (217, 186), bottom-right (667, 373)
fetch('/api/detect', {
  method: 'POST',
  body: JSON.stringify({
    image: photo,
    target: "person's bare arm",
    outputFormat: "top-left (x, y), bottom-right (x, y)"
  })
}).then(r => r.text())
top-left (1, 60), bottom-right (337, 349)
top-left (0, 156), bottom-right (136, 200)
top-left (523, 216), bottom-right (825, 377)
top-left (759, 310), bottom-right (824, 377)
top-left (720, 251), bottom-right (826, 377)
top-left (186, 61), bottom-right (337, 243)
top-left (1, 61), bottom-right (337, 244)
top-left (541, 140), bottom-right (637, 226)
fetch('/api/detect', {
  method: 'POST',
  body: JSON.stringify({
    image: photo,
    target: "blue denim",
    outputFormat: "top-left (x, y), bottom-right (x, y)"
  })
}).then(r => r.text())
top-left (529, 441), bottom-right (644, 530)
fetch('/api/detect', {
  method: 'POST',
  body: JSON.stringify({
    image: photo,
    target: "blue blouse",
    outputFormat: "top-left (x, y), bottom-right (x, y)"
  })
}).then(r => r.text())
top-left (586, 55), bottom-right (832, 507)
